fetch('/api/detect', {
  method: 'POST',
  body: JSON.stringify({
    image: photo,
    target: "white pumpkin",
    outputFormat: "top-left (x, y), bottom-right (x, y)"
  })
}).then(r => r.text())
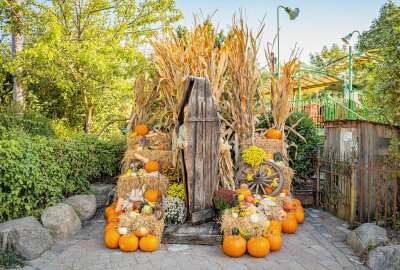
top-left (250, 213), bottom-right (259, 223)
top-left (118, 227), bottom-right (128, 235)
top-left (232, 212), bottom-right (239, 219)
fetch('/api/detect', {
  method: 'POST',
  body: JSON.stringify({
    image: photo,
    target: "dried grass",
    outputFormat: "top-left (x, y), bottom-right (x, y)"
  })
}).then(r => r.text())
top-left (277, 164), bottom-right (294, 192)
top-left (118, 214), bottom-right (165, 241)
top-left (219, 209), bottom-right (269, 237)
top-left (117, 174), bottom-right (169, 199)
top-left (121, 149), bottom-right (172, 174)
top-left (127, 133), bottom-right (171, 150)
top-left (242, 137), bottom-right (289, 162)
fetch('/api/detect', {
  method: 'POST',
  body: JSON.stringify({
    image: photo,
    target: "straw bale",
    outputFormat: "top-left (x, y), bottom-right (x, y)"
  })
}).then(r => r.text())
top-left (118, 213), bottom-right (164, 241)
top-left (127, 133), bottom-right (171, 150)
top-left (117, 173), bottom-right (169, 199)
top-left (277, 164), bottom-right (294, 193)
top-left (219, 209), bottom-right (269, 238)
top-left (242, 137), bottom-right (288, 162)
top-left (121, 149), bottom-right (172, 174)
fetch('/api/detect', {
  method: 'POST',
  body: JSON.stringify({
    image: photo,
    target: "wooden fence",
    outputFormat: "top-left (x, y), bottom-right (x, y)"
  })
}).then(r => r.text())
top-left (316, 149), bottom-right (399, 229)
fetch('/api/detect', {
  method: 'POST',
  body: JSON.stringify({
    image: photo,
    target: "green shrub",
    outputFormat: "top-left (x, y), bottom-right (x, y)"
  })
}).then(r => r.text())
top-left (0, 246), bottom-right (25, 269)
top-left (0, 129), bottom-right (125, 221)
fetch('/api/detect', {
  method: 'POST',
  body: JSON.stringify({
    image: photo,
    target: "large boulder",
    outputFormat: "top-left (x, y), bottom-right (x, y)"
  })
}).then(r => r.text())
top-left (41, 203), bottom-right (81, 240)
top-left (346, 223), bottom-right (388, 254)
top-left (0, 216), bottom-right (53, 260)
top-left (63, 195), bottom-right (96, 221)
top-left (367, 245), bottom-right (400, 270)
top-left (91, 183), bottom-right (115, 208)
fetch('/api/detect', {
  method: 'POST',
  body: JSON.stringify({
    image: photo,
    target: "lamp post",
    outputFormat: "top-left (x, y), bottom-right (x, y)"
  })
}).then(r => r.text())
top-left (341, 30), bottom-right (360, 114)
top-left (277, 6), bottom-right (300, 78)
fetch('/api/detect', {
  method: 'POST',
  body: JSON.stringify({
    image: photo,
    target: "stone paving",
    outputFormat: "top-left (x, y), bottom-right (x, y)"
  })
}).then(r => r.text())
top-left (19, 208), bottom-right (367, 270)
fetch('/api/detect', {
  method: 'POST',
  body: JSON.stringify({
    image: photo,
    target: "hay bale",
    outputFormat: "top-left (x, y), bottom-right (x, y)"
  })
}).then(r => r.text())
top-left (277, 164), bottom-right (294, 193)
top-left (118, 214), bottom-right (164, 241)
top-left (121, 149), bottom-right (172, 174)
top-left (258, 199), bottom-right (285, 221)
top-left (117, 173), bottom-right (169, 199)
top-left (242, 137), bottom-right (288, 162)
top-left (219, 210), bottom-right (269, 238)
top-left (127, 133), bottom-right (171, 150)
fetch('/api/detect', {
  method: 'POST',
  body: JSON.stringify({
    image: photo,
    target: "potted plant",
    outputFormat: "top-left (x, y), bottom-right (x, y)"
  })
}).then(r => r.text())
top-left (213, 189), bottom-right (236, 217)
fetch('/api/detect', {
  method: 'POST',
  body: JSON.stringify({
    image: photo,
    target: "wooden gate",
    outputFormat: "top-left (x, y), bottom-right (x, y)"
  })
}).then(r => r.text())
top-left (178, 77), bottom-right (220, 224)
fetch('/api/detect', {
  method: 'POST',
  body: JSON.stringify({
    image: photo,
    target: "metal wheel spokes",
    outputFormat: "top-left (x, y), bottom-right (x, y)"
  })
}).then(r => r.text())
top-left (235, 160), bottom-right (284, 197)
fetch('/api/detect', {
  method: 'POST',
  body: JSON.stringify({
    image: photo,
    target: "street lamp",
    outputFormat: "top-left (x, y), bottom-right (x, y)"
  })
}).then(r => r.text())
top-left (277, 6), bottom-right (300, 78)
top-left (341, 30), bottom-right (360, 113)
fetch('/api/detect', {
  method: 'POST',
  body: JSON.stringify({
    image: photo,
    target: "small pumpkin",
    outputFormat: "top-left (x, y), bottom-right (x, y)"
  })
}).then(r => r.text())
top-left (293, 210), bottom-right (305, 224)
top-left (105, 207), bottom-right (115, 218)
top-left (269, 220), bottom-right (282, 233)
top-left (135, 125), bottom-right (149, 136)
top-left (139, 235), bottom-right (159, 252)
top-left (287, 212), bottom-right (297, 221)
top-left (282, 202), bottom-right (292, 212)
top-left (158, 144), bottom-right (165, 150)
top-left (249, 214), bottom-right (259, 223)
top-left (235, 189), bottom-right (252, 199)
top-left (265, 152), bottom-right (274, 161)
top-left (292, 204), bottom-right (304, 212)
top-left (247, 237), bottom-right (270, 257)
top-left (135, 227), bottom-right (149, 238)
top-left (104, 223), bottom-right (118, 233)
top-left (265, 129), bottom-right (283, 140)
top-left (104, 229), bottom-right (120, 249)
top-left (119, 234), bottom-right (139, 252)
top-left (107, 214), bottom-right (118, 224)
top-left (144, 161), bottom-right (160, 172)
top-left (267, 232), bottom-right (283, 252)
top-left (264, 187), bottom-right (273, 195)
top-left (222, 235), bottom-right (247, 257)
top-left (282, 217), bottom-right (298, 234)
top-left (111, 201), bottom-right (118, 208)
top-left (292, 199), bottom-right (302, 207)
top-left (144, 188), bottom-right (161, 202)
top-left (118, 227), bottom-right (128, 235)
top-left (280, 188), bottom-right (289, 196)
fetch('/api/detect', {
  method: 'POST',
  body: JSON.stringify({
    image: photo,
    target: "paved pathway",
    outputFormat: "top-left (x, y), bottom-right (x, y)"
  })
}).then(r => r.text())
top-left (20, 208), bottom-right (366, 270)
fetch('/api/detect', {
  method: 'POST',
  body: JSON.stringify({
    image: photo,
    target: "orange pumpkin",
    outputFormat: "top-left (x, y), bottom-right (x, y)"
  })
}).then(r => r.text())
top-left (292, 204), bottom-right (304, 212)
top-left (144, 161), bottom-right (160, 172)
top-left (292, 199), bottom-right (302, 207)
top-left (144, 188), bottom-right (161, 202)
top-left (158, 144), bottom-right (165, 150)
top-left (104, 223), bottom-right (118, 233)
top-left (247, 237), bottom-right (270, 257)
top-left (135, 227), bottom-right (149, 238)
top-left (265, 129), bottom-right (283, 140)
top-left (104, 229), bottom-right (120, 249)
top-left (119, 234), bottom-right (139, 252)
top-left (294, 210), bottom-right (305, 224)
top-left (111, 201), bottom-right (118, 208)
top-left (105, 207), bottom-right (115, 218)
top-left (287, 212), bottom-right (297, 221)
top-left (264, 187), bottom-right (273, 195)
top-left (235, 189), bottom-right (252, 199)
top-left (139, 235), bottom-right (159, 252)
top-left (135, 125), bottom-right (149, 136)
top-left (280, 188), bottom-right (289, 196)
top-left (267, 232), bottom-right (283, 252)
top-left (282, 217), bottom-right (298, 234)
top-left (269, 220), bottom-right (282, 233)
top-left (107, 214), bottom-right (119, 224)
top-left (282, 202), bottom-right (292, 212)
top-left (222, 235), bottom-right (247, 257)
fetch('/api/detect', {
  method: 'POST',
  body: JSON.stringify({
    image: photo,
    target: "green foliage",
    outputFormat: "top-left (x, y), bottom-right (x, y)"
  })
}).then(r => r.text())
top-left (166, 183), bottom-right (185, 201)
top-left (0, 246), bottom-right (25, 269)
top-left (309, 43), bottom-right (347, 67)
top-left (213, 189), bottom-right (235, 214)
top-left (258, 112), bottom-right (322, 181)
top-left (0, 129), bottom-right (125, 222)
top-left (358, 1), bottom-right (400, 125)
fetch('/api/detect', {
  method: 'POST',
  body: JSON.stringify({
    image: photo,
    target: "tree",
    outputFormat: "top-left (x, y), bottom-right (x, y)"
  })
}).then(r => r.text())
top-left (309, 43), bottom-right (347, 68)
top-left (2, 0), bottom-right (182, 133)
top-left (358, 1), bottom-right (400, 125)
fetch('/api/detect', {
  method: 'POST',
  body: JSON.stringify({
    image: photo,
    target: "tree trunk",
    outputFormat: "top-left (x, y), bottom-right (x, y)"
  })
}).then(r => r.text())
top-left (11, 0), bottom-right (24, 104)
top-left (84, 104), bottom-right (93, 133)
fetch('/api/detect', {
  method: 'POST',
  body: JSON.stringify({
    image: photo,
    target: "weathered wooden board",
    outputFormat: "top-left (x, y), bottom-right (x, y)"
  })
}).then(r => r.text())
top-left (178, 77), bottom-right (221, 224)
top-left (162, 222), bottom-right (222, 245)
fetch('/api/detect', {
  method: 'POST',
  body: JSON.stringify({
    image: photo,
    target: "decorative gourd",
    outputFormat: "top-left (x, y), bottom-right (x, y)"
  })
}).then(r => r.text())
top-left (144, 189), bottom-right (161, 202)
top-left (264, 187), bottom-right (273, 195)
top-left (105, 207), bottom-right (115, 218)
top-left (249, 214), bottom-right (259, 223)
top-left (267, 232), bottom-right (283, 252)
top-left (119, 234), bottom-right (139, 252)
top-left (104, 229), bottom-right (120, 249)
top-left (247, 237), bottom-right (270, 257)
top-left (107, 214), bottom-right (118, 224)
top-left (139, 235), bottom-right (159, 252)
top-left (144, 161), bottom-right (160, 172)
top-left (111, 201), bottom-right (118, 208)
top-left (135, 227), bottom-right (149, 238)
top-left (222, 235), bottom-right (247, 257)
top-left (235, 189), bottom-right (252, 199)
top-left (281, 217), bottom-right (298, 234)
top-left (269, 220), bottom-right (282, 233)
top-left (265, 152), bottom-right (274, 161)
top-left (118, 227), bottom-right (128, 235)
top-left (265, 129), bottom-right (283, 140)
top-left (115, 198), bottom-right (125, 213)
top-left (282, 202), bottom-right (292, 212)
top-left (158, 144), bottom-right (165, 150)
top-left (135, 125), bottom-right (149, 136)
top-left (104, 223), bottom-right (118, 233)
top-left (293, 210), bottom-right (305, 224)
top-left (280, 188), bottom-right (289, 196)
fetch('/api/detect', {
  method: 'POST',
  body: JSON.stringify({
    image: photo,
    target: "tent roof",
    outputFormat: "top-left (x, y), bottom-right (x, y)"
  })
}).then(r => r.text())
top-left (293, 64), bottom-right (341, 91)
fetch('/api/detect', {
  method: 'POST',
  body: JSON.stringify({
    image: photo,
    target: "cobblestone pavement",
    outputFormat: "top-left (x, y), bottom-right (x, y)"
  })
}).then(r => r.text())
top-left (19, 208), bottom-right (366, 270)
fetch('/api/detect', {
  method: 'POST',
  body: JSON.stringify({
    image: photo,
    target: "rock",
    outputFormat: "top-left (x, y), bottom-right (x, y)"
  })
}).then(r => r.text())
top-left (91, 183), bottom-right (115, 208)
top-left (0, 216), bottom-right (53, 260)
top-left (346, 223), bottom-right (388, 254)
top-left (367, 245), bottom-right (400, 270)
top-left (63, 195), bottom-right (96, 221)
top-left (41, 203), bottom-right (81, 240)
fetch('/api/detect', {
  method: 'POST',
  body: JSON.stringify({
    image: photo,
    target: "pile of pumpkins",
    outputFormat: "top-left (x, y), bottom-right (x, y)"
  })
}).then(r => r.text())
top-left (223, 190), bottom-right (304, 258)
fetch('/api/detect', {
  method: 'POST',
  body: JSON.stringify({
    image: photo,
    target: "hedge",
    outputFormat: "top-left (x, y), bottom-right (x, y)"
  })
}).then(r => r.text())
top-left (0, 128), bottom-right (125, 221)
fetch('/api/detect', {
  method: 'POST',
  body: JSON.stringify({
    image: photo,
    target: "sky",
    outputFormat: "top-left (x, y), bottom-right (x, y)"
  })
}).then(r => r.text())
top-left (175, 0), bottom-right (395, 65)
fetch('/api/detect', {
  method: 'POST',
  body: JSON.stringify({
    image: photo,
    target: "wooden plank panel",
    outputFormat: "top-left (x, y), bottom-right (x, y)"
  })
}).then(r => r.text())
top-left (162, 234), bottom-right (223, 245)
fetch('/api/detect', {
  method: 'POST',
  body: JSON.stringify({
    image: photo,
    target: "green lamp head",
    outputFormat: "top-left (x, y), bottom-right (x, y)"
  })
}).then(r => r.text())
top-left (341, 34), bottom-right (353, 45)
top-left (284, 7), bottom-right (300, 20)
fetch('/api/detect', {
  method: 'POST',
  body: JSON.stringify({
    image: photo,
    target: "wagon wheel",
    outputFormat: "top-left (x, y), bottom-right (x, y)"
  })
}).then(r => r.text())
top-left (153, 194), bottom-right (166, 220)
top-left (234, 160), bottom-right (284, 197)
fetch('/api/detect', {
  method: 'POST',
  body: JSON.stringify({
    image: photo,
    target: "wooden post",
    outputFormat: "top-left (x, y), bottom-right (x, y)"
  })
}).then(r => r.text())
top-left (316, 145), bottom-right (321, 208)
top-left (349, 147), bottom-right (356, 227)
